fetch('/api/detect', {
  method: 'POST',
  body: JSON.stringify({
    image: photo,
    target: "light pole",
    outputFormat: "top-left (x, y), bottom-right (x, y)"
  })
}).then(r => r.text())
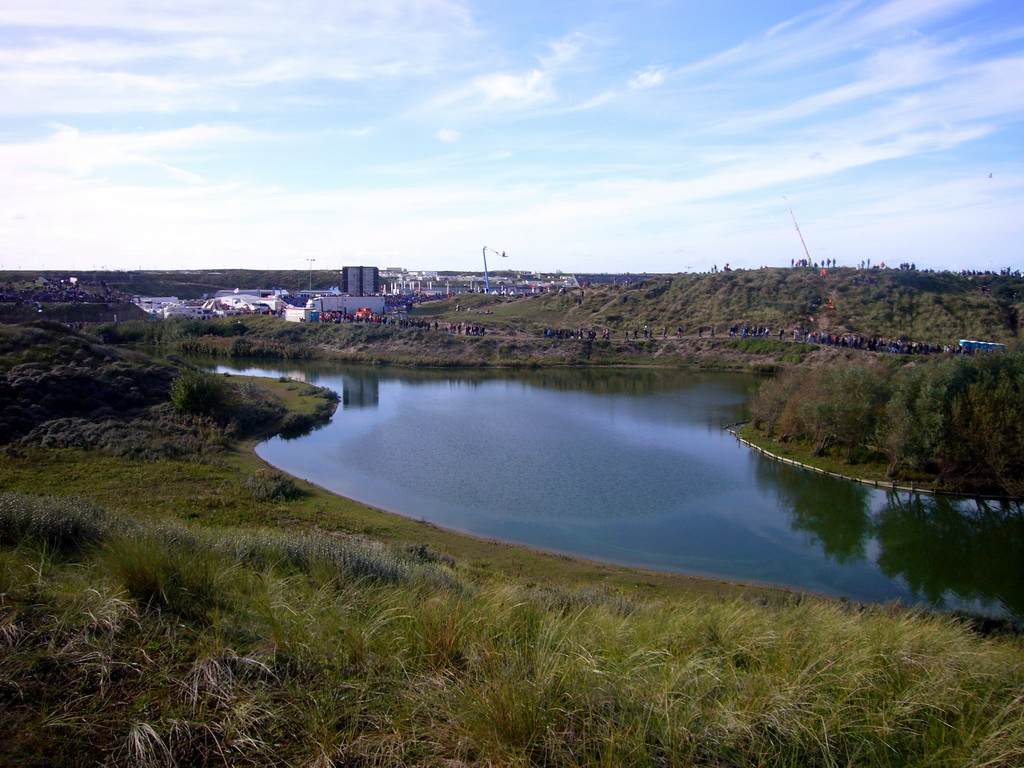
top-left (306, 258), bottom-right (316, 292)
top-left (482, 246), bottom-right (506, 293)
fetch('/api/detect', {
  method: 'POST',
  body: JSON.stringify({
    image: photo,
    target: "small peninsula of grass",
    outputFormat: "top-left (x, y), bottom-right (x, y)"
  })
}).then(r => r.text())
top-left (736, 423), bottom-right (942, 493)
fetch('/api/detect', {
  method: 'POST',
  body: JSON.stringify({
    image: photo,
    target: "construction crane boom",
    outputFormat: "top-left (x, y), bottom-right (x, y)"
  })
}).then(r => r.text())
top-left (784, 196), bottom-right (811, 263)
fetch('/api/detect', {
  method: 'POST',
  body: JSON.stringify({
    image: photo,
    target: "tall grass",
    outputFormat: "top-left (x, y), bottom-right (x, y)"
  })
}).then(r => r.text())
top-left (2, 492), bottom-right (1023, 766)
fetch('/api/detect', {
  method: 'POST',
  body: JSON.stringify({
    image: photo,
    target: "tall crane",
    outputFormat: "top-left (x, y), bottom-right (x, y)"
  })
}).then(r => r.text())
top-left (783, 197), bottom-right (811, 264)
top-left (482, 246), bottom-right (506, 293)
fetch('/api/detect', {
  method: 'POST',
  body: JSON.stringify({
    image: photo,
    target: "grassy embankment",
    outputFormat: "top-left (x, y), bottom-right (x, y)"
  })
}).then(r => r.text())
top-left (81, 268), bottom-right (1023, 373)
top-left (4, 492), bottom-right (1024, 767)
top-left (67, 265), bottom-right (1024, 345)
top-left (3, 286), bottom-right (1024, 764)
top-left (0, 300), bottom-right (148, 325)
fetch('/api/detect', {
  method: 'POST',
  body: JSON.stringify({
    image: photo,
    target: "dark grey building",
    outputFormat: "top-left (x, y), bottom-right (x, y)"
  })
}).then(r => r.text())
top-left (342, 266), bottom-right (380, 296)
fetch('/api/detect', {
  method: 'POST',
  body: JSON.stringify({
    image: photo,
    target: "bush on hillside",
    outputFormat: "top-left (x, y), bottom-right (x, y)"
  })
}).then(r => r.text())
top-left (244, 470), bottom-right (302, 501)
top-left (0, 360), bottom-right (175, 444)
top-left (170, 370), bottom-right (236, 420)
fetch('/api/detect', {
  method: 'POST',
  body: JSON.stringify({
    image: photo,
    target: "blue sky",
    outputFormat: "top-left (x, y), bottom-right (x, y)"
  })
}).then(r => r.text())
top-left (1, 0), bottom-right (1022, 274)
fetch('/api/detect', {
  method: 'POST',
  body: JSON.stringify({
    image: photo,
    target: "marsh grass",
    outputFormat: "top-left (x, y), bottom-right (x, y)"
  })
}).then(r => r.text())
top-left (2, 492), bottom-right (1023, 766)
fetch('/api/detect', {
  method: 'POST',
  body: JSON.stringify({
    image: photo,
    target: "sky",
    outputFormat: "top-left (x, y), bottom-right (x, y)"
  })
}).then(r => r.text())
top-left (1, 0), bottom-right (1022, 275)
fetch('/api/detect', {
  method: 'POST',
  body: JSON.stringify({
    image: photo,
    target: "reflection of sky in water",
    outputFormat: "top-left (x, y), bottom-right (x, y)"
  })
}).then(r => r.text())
top-left (339, 381), bottom-right (735, 520)
top-left (204, 361), bottom-right (1023, 621)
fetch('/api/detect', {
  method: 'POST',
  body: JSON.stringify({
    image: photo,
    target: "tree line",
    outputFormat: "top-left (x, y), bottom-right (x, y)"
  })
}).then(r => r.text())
top-left (751, 353), bottom-right (1024, 497)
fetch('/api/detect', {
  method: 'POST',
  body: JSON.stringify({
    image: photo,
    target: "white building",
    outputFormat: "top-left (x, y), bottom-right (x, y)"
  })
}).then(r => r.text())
top-left (306, 295), bottom-right (386, 315)
top-left (135, 296), bottom-right (180, 315)
top-left (214, 291), bottom-right (287, 313)
top-left (284, 307), bottom-right (319, 323)
top-left (162, 304), bottom-right (216, 319)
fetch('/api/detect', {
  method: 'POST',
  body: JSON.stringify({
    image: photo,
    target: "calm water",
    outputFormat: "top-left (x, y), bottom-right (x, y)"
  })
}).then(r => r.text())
top-left (208, 360), bottom-right (1024, 621)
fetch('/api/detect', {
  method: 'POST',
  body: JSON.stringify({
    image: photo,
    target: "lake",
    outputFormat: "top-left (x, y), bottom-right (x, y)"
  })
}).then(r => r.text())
top-left (207, 360), bottom-right (1024, 621)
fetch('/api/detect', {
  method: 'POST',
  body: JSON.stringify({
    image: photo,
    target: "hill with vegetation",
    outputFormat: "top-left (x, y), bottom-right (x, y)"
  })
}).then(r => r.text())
top-left (8, 266), bottom-right (1022, 346)
top-left (77, 268), bottom-right (1020, 376)
top-left (420, 268), bottom-right (1023, 346)
top-left (2, 269), bottom-right (345, 301)
top-left (1, 323), bottom-right (1023, 767)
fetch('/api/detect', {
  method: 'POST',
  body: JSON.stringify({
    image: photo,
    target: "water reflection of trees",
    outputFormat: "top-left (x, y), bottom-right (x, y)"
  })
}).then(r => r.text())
top-left (206, 356), bottom-right (763, 403)
top-left (754, 459), bottom-right (873, 565)
top-left (380, 366), bottom-right (747, 397)
top-left (875, 495), bottom-right (1024, 617)
top-left (336, 368), bottom-right (746, 411)
top-left (756, 455), bottom-right (1024, 617)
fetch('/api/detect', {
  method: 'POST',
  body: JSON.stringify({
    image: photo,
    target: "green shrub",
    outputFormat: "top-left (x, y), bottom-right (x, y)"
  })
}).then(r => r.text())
top-left (278, 411), bottom-right (318, 438)
top-left (102, 534), bottom-right (236, 621)
top-left (244, 470), bottom-right (301, 501)
top-left (170, 370), bottom-right (236, 420)
top-left (228, 382), bottom-right (287, 436)
top-left (0, 492), bottom-right (112, 555)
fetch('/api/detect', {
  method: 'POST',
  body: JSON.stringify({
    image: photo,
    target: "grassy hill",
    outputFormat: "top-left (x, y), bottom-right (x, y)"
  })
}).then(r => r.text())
top-left (0, 300), bottom-right (148, 325)
top-left (3, 491), bottom-right (1023, 767)
top-left (2, 326), bottom-right (1023, 767)
top-left (1, 269), bottom-right (341, 300)
top-left (6, 267), bottom-right (1020, 349)
top-left (422, 269), bottom-right (1023, 346)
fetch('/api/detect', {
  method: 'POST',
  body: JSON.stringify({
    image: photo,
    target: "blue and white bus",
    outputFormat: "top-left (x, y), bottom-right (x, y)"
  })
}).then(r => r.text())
top-left (958, 339), bottom-right (1006, 353)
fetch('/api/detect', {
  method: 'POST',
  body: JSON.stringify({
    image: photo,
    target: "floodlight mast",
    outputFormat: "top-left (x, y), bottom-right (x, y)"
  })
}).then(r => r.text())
top-left (306, 258), bottom-right (316, 291)
top-left (482, 246), bottom-right (506, 292)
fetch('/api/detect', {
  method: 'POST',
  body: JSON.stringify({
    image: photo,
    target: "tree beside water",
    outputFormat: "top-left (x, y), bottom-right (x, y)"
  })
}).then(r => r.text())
top-left (751, 353), bottom-right (1024, 496)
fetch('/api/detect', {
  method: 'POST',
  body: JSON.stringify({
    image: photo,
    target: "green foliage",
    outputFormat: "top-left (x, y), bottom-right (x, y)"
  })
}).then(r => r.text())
top-left (244, 469), bottom-right (302, 501)
top-left (751, 370), bottom-right (801, 438)
top-left (0, 326), bottom-right (323, 460)
top-left (0, 492), bottom-right (111, 555)
top-left (18, 406), bottom-right (229, 459)
top-left (0, 324), bottom-right (56, 356)
top-left (103, 533), bottom-right (236, 621)
top-left (0, 357), bottom-right (175, 443)
top-left (277, 410), bottom-right (318, 438)
top-left (170, 370), bottom-right (236, 419)
top-left (752, 353), bottom-right (1024, 494)
top-left (940, 355), bottom-right (1024, 495)
top-left (2, 492), bottom-right (1023, 767)
top-left (225, 382), bottom-right (288, 437)
top-left (95, 318), bottom-right (162, 344)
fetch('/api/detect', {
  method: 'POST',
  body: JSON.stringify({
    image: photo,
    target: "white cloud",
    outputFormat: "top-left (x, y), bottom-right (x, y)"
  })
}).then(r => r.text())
top-left (539, 33), bottom-right (585, 68)
top-left (683, 0), bottom-right (988, 82)
top-left (0, 123), bottom-right (256, 216)
top-left (0, 0), bottom-right (479, 115)
top-left (474, 69), bottom-right (552, 103)
top-left (628, 66), bottom-right (666, 90)
top-left (0, 0), bottom-right (1021, 273)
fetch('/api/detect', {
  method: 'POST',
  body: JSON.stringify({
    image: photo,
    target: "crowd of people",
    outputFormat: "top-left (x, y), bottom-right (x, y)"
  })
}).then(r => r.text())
top-left (544, 328), bottom-right (612, 340)
top-left (713, 323), bottom-right (983, 356)
top-left (792, 329), bottom-right (964, 355)
top-left (1, 278), bottom-right (131, 304)
top-left (392, 317), bottom-right (490, 335)
top-left (532, 319), bottom-right (998, 358)
top-left (444, 323), bottom-right (487, 336)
